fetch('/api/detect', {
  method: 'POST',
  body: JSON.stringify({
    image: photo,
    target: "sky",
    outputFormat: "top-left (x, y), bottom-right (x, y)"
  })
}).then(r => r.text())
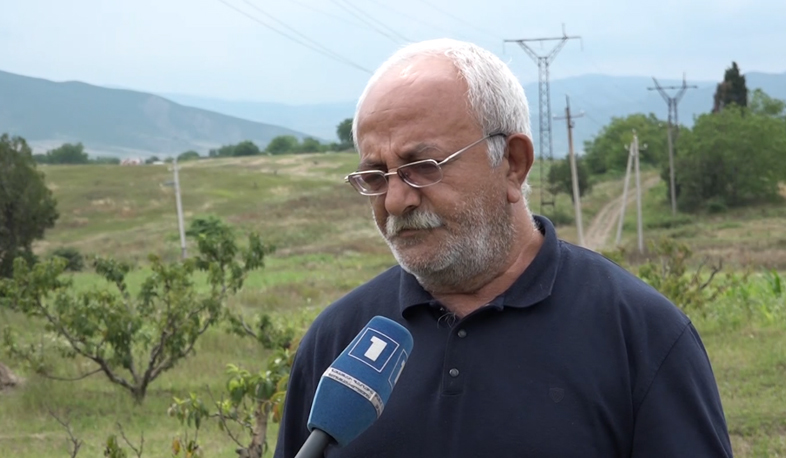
top-left (1, 0), bottom-right (785, 105)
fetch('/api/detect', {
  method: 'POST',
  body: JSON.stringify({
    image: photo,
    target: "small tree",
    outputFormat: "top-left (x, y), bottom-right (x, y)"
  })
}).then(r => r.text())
top-left (233, 141), bottom-right (261, 157)
top-left (45, 143), bottom-right (90, 164)
top-left (50, 247), bottom-right (85, 272)
top-left (0, 134), bottom-right (59, 278)
top-left (177, 150), bottom-right (201, 162)
top-left (169, 315), bottom-right (300, 458)
top-left (547, 156), bottom-right (592, 203)
top-left (1, 222), bottom-right (272, 403)
top-left (336, 118), bottom-right (353, 150)
top-left (265, 136), bottom-right (298, 155)
top-left (297, 137), bottom-right (323, 154)
top-left (582, 113), bottom-right (667, 174)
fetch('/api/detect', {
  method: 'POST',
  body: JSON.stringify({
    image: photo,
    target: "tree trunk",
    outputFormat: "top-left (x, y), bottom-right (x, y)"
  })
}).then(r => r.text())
top-left (238, 401), bottom-right (271, 458)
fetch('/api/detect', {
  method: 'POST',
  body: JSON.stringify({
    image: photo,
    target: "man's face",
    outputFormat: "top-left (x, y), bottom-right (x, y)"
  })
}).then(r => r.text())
top-left (354, 57), bottom-right (516, 291)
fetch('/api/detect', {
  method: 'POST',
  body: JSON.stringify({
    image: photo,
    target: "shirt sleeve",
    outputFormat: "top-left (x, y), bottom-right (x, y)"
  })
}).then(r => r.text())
top-left (631, 323), bottom-right (734, 457)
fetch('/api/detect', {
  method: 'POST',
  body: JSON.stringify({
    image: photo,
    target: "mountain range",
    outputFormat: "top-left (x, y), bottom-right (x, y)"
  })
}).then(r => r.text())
top-left (0, 70), bottom-right (309, 158)
top-left (164, 71), bottom-right (786, 157)
top-left (1, 68), bottom-right (784, 159)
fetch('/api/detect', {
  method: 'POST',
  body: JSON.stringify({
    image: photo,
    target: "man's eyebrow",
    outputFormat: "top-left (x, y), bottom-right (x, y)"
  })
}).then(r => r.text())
top-left (356, 143), bottom-right (444, 171)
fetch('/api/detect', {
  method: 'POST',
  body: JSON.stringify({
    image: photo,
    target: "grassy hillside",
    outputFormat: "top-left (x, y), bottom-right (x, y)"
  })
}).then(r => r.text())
top-left (1, 154), bottom-right (784, 457)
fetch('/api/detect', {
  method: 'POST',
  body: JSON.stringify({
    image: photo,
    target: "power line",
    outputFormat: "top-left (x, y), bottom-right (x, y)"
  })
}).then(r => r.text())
top-left (419, 0), bottom-right (501, 41)
top-left (648, 74), bottom-right (697, 216)
top-left (340, 0), bottom-right (412, 43)
top-left (217, 0), bottom-right (372, 74)
top-left (504, 25), bottom-right (581, 211)
top-left (329, 0), bottom-right (407, 44)
top-left (288, 0), bottom-right (370, 30)
top-left (239, 0), bottom-right (361, 68)
top-left (365, 0), bottom-right (457, 37)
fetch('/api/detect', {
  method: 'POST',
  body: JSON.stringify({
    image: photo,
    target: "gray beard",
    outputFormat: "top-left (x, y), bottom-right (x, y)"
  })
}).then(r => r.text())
top-left (375, 195), bottom-right (516, 293)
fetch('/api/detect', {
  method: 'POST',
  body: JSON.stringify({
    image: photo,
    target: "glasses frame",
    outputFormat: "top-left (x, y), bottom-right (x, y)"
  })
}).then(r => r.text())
top-left (344, 133), bottom-right (506, 196)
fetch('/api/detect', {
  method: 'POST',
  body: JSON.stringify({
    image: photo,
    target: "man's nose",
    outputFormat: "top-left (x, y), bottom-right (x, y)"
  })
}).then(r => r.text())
top-left (383, 174), bottom-right (421, 216)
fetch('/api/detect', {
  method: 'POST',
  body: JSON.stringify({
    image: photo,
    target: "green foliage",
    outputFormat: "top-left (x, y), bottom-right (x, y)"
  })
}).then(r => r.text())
top-left (764, 270), bottom-right (783, 298)
top-left (298, 137), bottom-right (323, 154)
top-left (636, 237), bottom-right (735, 315)
top-left (713, 62), bottom-right (748, 112)
top-left (144, 155), bottom-right (161, 164)
top-left (749, 88), bottom-right (786, 118)
top-left (582, 114), bottom-right (669, 174)
top-left (185, 215), bottom-right (233, 240)
top-left (177, 150), bottom-right (201, 162)
top-left (233, 141), bottom-right (261, 157)
top-left (265, 136), bottom-right (299, 155)
top-left (0, 134), bottom-right (60, 278)
top-left (50, 246), bottom-right (85, 272)
top-left (336, 118), bottom-right (353, 150)
top-left (208, 141), bottom-right (262, 158)
top-left (542, 206), bottom-right (574, 227)
top-left (208, 144), bottom-right (238, 158)
top-left (1, 221), bottom-right (272, 403)
top-left (674, 103), bottom-right (786, 211)
top-left (41, 143), bottom-right (90, 164)
top-left (104, 435), bottom-right (128, 458)
top-left (91, 156), bottom-right (121, 165)
top-left (168, 317), bottom-right (300, 458)
top-left (547, 156), bottom-right (592, 203)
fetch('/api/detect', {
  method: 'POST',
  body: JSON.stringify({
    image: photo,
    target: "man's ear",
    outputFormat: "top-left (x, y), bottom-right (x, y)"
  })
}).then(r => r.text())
top-left (503, 133), bottom-right (534, 203)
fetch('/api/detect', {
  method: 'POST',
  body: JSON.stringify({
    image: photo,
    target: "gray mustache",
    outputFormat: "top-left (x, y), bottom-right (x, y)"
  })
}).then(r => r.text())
top-left (386, 211), bottom-right (444, 237)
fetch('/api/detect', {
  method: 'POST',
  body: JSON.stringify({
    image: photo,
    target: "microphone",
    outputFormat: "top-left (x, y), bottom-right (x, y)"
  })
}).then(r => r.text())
top-left (294, 316), bottom-right (414, 458)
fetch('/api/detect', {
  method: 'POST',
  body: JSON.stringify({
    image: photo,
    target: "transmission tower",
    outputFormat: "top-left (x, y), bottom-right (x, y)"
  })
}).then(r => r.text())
top-left (648, 75), bottom-right (697, 216)
top-left (505, 26), bottom-right (581, 211)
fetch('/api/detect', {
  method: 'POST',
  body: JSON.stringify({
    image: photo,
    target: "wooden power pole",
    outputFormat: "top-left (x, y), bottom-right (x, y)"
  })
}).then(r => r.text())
top-left (555, 95), bottom-right (584, 246)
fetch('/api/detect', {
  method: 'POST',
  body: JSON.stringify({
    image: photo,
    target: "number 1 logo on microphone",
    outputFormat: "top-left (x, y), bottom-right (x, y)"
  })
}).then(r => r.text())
top-left (349, 328), bottom-right (400, 372)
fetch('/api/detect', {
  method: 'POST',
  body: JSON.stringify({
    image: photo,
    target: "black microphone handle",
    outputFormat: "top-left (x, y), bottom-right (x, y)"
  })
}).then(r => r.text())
top-left (294, 428), bottom-right (332, 458)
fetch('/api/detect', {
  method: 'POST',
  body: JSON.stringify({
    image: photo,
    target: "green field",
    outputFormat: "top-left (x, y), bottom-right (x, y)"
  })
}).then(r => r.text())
top-left (1, 153), bottom-right (785, 456)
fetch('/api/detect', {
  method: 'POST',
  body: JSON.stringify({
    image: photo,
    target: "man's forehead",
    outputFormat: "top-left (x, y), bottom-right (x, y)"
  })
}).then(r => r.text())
top-left (359, 57), bottom-right (461, 111)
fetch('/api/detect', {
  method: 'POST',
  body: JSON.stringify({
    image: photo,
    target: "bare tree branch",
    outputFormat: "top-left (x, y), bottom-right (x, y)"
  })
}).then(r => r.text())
top-left (32, 297), bottom-right (135, 393)
top-left (116, 422), bottom-right (144, 458)
top-left (39, 367), bottom-right (102, 382)
top-left (46, 407), bottom-right (83, 458)
top-left (207, 386), bottom-right (246, 448)
top-left (699, 258), bottom-right (723, 291)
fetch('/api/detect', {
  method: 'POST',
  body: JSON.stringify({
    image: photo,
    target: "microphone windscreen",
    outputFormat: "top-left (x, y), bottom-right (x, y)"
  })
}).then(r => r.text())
top-left (306, 316), bottom-right (413, 447)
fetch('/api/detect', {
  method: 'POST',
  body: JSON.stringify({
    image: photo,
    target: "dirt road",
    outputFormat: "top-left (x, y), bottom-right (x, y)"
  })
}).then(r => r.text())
top-left (584, 177), bottom-right (660, 251)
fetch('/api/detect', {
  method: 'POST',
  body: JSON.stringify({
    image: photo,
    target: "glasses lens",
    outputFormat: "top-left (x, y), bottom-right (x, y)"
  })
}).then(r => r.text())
top-left (399, 161), bottom-right (442, 187)
top-left (350, 172), bottom-right (387, 194)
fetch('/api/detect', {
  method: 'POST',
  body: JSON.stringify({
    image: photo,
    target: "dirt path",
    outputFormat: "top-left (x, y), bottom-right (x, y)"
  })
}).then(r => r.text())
top-left (584, 177), bottom-right (660, 251)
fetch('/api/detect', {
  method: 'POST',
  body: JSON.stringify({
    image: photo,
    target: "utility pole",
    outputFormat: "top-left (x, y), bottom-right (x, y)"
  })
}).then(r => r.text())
top-left (616, 131), bottom-right (645, 253)
top-left (615, 142), bottom-right (635, 247)
top-left (648, 74), bottom-right (697, 216)
top-left (554, 95), bottom-right (584, 246)
top-left (171, 156), bottom-right (187, 259)
top-left (505, 25), bottom-right (581, 212)
top-left (633, 132), bottom-right (644, 254)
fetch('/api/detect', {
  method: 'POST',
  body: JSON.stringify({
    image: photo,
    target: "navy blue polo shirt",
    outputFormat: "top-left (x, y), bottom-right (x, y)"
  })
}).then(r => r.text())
top-left (274, 216), bottom-right (733, 458)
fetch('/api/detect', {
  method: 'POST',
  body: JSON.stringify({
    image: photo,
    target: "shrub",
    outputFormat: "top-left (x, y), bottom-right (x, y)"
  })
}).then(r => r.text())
top-left (50, 247), bottom-right (84, 272)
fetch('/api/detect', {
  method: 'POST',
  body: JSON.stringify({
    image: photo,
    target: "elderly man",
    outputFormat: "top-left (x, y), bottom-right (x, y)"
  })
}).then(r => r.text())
top-left (274, 39), bottom-right (733, 457)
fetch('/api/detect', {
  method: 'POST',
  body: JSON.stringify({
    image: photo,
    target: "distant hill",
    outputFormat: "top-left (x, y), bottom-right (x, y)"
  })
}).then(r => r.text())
top-left (0, 70), bottom-right (312, 158)
top-left (163, 71), bottom-right (786, 157)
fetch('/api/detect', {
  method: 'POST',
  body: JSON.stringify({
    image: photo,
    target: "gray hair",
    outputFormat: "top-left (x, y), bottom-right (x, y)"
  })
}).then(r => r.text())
top-left (352, 38), bottom-right (532, 196)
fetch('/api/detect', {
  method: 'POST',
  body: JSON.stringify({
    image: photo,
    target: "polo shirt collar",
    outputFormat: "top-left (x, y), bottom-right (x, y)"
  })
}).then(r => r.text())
top-left (398, 214), bottom-right (560, 316)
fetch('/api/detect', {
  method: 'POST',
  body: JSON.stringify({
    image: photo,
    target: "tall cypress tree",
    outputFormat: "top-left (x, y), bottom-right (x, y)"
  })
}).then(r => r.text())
top-left (713, 62), bottom-right (748, 112)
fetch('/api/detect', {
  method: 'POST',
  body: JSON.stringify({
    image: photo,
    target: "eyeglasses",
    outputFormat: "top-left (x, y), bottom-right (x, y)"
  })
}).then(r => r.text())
top-left (344, 133), bottom-right (505, 196)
